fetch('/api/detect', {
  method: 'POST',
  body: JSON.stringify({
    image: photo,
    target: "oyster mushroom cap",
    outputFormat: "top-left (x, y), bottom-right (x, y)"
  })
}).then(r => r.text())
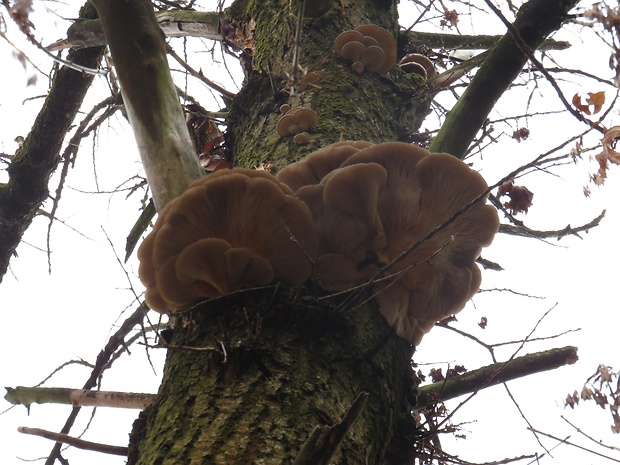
top-left (137, 169), bottom-right (319, 313)
top-left (354, 25), bottom-right (396, 73)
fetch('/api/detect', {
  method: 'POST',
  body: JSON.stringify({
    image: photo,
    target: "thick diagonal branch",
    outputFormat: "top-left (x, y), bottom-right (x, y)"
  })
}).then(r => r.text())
top-left (91, 0), bottom-right (204, 211)
top-left (429, 0), bottom-right (579, 158)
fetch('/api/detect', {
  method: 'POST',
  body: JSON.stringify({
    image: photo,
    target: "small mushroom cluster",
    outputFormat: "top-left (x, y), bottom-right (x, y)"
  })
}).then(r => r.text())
top-left (276, 141), bottom-right (499, 345)
top-left (276, 106), bottom-right (319, 144)
top-left (138, 168), bottom-right (318, 313)
top-left (399, 53), bottom-right (436, 80)
top-left (333, 25), bottom-right (397, 74)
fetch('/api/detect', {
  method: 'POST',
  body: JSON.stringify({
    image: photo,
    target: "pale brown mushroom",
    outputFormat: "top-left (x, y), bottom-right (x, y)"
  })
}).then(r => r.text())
top-left (334, 25), bottom-right (396, 74)
top-left (340, 41), bottom-right (366, 62)
top-left (334, 30), bottom-right (365, 55)
top-left (295, 109), bottom-right (319, 132)
top-left (300, 142), bottom-right (499, 344)
top-left (276, 140), bottom-right (374, 192)
top-left (354, 25), bottom-right (396, 74)
top-left (399, 61), bottom-right (427, 79)
top-left (293, 132), bottom-right (312, 145)
top-left (399, 53), bottom-right (436, 79)
top-left (362, 46), bottom-right (387, 73)
top-left (320, 142), bottom-right (498, 345)
top-left (320, 162), bottom-right (388, 261)
top-left (276, 108), bottom-right (319, 137)
top-left (137, 169), bottom-right (319, 313)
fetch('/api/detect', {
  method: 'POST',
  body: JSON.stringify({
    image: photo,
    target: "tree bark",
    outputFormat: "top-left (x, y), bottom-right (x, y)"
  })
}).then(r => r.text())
top-left (129, 291), bottom-right (418, 464)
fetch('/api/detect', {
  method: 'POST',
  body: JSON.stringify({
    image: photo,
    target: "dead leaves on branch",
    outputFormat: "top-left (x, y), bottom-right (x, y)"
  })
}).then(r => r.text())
top-left (591, 125), bottom-right (620, 186)
top-left (572, 91), bottom-right (606, 116)
top-left (566, 364), bottom-right (620, 434)
top-left (498, 181), bottom-right (534, 215)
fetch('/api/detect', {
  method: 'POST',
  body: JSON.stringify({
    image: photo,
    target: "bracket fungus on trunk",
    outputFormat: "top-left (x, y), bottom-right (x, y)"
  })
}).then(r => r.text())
top-left (278, 141), bottom-right (499, 345)
top-left (138, 141), bottom-right (498, 344)
top-left (276, 107), bottom-right (319, 139)
top-left (137, 169), bottom-right (319, 313)
top-left (334, 25), bottom-right (397, 74)
top-left (399, 53), bottom-right (436, 80)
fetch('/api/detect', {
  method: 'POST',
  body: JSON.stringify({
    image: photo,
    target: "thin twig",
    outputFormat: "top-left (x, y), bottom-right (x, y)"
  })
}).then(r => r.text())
top-left (19, 427), bottom-right (128, 456)
top-left (168, 46), bottom-right (236, 99)
top-left (528, 428), bottom-right (620, 463)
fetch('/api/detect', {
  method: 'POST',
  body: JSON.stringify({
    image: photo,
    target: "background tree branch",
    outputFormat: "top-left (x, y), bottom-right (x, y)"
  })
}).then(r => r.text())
top-left (0, 3), bottom-right (104, 283)
top-left (429, 0), bottom-right (579, 158)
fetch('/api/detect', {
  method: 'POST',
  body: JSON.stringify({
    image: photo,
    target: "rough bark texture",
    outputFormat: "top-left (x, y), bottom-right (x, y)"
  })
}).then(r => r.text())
top-left (225, 0), bottom-right (433, 172)
top-left (0, 3), bottom-right (104, 283)
top-left (129, 290), bottom-right (418, 464)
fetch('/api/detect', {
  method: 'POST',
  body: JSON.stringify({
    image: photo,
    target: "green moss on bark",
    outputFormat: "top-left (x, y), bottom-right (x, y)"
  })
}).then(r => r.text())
top-left (130, 289), bottom-right (417, 465)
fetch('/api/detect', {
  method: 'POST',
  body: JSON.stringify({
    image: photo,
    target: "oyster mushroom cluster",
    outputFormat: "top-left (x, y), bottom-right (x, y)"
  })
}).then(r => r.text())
top-left (138, 169), bottom-right (318, 313)
top-left (276, 141), bottom-right (499, 345)
top-left (399, 53), bottom-right (436, 80)
top-left (333, 25), bottom-right (397, 74)
top-left (276, 106), bottom-right (319, 144)
top-left (138, 142), bottom-right (498, 345)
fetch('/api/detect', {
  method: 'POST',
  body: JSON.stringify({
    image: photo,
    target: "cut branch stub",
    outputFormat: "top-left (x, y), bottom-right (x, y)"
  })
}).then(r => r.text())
top-left (137, 169), bottom-right (319, 313)
top-left (279, 141), bottom-right (499, 345)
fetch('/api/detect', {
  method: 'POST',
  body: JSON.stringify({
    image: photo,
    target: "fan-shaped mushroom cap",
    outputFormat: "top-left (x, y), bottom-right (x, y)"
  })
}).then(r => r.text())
top-left (334, 30), bottom-right (365, 55)
top-left (276, 140), bottom-right (374, 192)
top-left (137, 169), bottom-right (319, 313)
top-left (315, 253), bottom-right (378, 292)
top-left (399, 54), bottom-right (436, 79)
top-left (334, 25), bottom-right (396, 74)
top-left (323, 142), bottom-right (498, 345)
top-left (320, 162), bottom-right (388, 260)
top-left (295, 109), bottom-right (320, 132)
top-left (293, 132), bottom-right (312, 145)
top-left (354, 25), bottom-right (397, 74)
top-left (276, 108), bottom-right (319, 137)
top-left (277, 114), bottom-right (300, 136)
top-left (373, 151), bottom-right (496, 344)
top-left (362, 46), bottom-right (387, 73)
top-left (340, 41), bottom-right (366, 61)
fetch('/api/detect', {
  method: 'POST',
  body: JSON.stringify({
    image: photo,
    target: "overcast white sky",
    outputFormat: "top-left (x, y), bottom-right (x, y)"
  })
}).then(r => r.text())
top-left (1, 1), bottom-right (620, 464)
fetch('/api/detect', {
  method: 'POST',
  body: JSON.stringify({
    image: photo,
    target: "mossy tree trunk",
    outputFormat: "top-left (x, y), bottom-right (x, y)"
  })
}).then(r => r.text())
top-left (128, 1), bottom-right (427, 464)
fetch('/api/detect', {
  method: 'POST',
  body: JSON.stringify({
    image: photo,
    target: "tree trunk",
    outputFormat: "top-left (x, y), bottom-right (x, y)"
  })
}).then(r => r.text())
top-left (128, 1), bottom-right (426, 463)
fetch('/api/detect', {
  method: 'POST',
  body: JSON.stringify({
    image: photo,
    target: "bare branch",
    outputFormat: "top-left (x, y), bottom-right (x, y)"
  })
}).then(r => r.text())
top-left (429, 0), bottom-right (581, 158)
top-left (5, 386), bottom-right (155, 410)
top-left (18, 427), bottom-right (128, 457)
top-left (0, 3), bottom-right (105, 283)
top-left (47, 10), bottom-right (222, 51)
top-left (499, 210), bottom-right (606, 239)
top-left (416, 346), bottom-right (578, 409)
top-left (293, 392), bottom-right (368, 465)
